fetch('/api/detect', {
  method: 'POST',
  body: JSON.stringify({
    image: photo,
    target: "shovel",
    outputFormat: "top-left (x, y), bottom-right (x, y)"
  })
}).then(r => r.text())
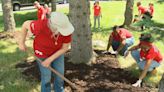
top-left (35, 56), bottom-right (83, 91)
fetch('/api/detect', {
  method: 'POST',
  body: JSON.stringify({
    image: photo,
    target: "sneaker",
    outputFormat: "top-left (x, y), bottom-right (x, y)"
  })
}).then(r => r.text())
top-left (151, 68), bottom-right (157, 75)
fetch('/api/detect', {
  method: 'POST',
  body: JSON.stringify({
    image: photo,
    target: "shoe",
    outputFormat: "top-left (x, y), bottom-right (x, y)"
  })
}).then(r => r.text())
top-left (151, 68), bottom-right (157, 75)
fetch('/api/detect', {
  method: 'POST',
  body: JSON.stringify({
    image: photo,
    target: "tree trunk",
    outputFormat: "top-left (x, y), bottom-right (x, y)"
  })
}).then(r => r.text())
top-left (159, 74), bottom-right (164, 92)
top-left (1, 0), bottom-right (15, 31)
top-left (123, 0), bottom-right (134, 26)
top-left (51, 0), bottom-right (56, 11)
top-left (69, 0), bottom-right (94, 64)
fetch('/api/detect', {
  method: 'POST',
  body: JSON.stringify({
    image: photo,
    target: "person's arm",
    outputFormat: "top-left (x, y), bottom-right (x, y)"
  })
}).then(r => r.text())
top-left (124, 45), bottom-right (140, 58)
top-left (128, 45), bottom-right (140, 51)
top-left (132, 59), bottom-right (152, 87)
top-left (41, 43), bottom-right (70, 67)
top-left (116, 38), bottom-right (126, 52)
top-left (41, 13), bottom-right (45, 20)
top-left (139, 59), bottom-right (152, 80)
top-left (18, 20), bottom-right (32, 51)
top-left (106, 35), bottom-right (113, 51)
top-left (41, 8), bottom-right (46, 20)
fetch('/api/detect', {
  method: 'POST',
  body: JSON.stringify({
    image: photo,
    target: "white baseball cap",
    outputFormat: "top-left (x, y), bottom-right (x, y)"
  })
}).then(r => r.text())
top-left (49, 12), bottom-right (74, 36)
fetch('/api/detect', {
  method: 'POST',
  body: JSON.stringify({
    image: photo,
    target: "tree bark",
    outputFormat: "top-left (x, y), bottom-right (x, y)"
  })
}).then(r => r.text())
top-left (1, 0), bottom-right (15, 31)
top-left (51, 0), bottom-right (56, 11)
top-left (159, 74), bottom-right (164, 92)
top-left (69, 0), bottom-right (95, 64)
top-left (123, 0), bottom-right (134, 26)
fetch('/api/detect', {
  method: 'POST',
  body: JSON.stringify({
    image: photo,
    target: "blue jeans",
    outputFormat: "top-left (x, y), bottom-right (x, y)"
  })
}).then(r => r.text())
top-left (112, 37), bottom-right (134, 56)
top-left (37, 55), bottom-right (64, 92)
top-left (131, 50), bottom-right (160, 71)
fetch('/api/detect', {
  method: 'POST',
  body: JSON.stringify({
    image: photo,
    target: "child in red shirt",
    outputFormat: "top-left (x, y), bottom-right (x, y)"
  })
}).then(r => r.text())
top-left (44, 4), bottom-right (51, 17)
top-left (34, 1), bottom-right (46, 20)
top-left (93, 1), bottom-right (101, 30)
top-left (148, 3), bottom-right (154, 18)
top-left (124, 33), bottom-right (163, 87)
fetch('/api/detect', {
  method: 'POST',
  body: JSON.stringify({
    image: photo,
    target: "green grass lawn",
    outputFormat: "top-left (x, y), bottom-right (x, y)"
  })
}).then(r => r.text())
top-left (0, 1), bottom-right (164, 91)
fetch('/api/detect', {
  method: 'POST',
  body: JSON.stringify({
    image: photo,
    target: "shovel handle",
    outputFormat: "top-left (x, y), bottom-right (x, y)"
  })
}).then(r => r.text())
top-left (35, 57), bottom-right (78, 90)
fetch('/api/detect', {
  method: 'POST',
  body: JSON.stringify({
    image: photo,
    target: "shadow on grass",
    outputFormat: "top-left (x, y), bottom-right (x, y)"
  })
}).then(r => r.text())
top-left (157, 0), bottom-right (164, 3)
top-left (149, 20), bottom-right (164, 43)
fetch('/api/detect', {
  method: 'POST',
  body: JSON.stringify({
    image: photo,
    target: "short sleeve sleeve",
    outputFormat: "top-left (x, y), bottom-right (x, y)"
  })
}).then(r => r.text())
top-left (30, 20), bottom-right (43, 35)
top-left (63, 35), bottom-right (72, 43)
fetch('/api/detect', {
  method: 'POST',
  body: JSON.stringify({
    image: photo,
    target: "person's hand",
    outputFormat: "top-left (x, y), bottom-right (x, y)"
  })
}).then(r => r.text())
top-left (18, 43), bottom-right (27, 52)
top-left (110, 51), bottom-right (118, 55)
top-left (124, 50), bottom-right (129, 58)
top-left (41, 58), bottom-right (52, 68)
top-left (132, 79), bottom-right (142, 87)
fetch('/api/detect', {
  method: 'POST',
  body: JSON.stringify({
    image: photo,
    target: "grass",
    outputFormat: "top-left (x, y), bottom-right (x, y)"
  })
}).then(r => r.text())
top-left (0, 0), bottom-right (164, 91)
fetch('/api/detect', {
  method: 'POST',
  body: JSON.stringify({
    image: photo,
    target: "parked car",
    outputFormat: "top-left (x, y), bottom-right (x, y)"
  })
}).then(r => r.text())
top-left (12, 0), bottom-right (68, 11)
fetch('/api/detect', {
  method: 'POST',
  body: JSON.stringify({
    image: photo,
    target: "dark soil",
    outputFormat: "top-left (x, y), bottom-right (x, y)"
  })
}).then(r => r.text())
top-left (0, 32), bottom-right (14, 40)
top-left (15, 50), bottom-right (157, 92)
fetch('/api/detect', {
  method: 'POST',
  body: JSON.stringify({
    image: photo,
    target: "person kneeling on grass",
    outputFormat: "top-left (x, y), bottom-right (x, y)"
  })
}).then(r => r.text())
top-left (104, 25), bottom-right (134, 56)
top-left (124, 33), bottom-right (163, 87)
top-left (18, 12), bottom-right (74, 92)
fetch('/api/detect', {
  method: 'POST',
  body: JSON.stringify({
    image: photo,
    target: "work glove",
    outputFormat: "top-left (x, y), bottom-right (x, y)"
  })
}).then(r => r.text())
top-left (124, 50), bottom-right (129, 58)
top-left (102, 51), bottom-right (109, 54)
top-left (110, 51), bottom-right (118, 55)
top-left (132, 79), bottom-right (142, 87)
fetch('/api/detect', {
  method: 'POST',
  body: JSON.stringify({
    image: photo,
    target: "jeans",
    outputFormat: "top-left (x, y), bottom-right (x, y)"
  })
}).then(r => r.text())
top-left (37, 55), bottom-right (64, 92)
top-left (131, 50), bottom-right (160, 71)
top-left (112, 37), bottom-right (134, 56)
top-left (94, 15), bottom-right (100, 29)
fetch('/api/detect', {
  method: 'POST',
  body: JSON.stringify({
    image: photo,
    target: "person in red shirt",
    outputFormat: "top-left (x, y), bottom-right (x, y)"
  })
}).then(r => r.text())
top-left (18, 12), bottom-right (74, 92)
top-left (148, 3), bottom-right (154, 17)
top-left (93, 1), bottom-right (101, 30)
top-left (104, 25), bottom-right (134, 56)
top-left (124, 33), bottom-right (163, 87)
top-left (44, 4), bottom-right (51, 17)
top-left (34, 1), bottom-right (46, 20)
top-left (137, 2), bottom-right (147, 17)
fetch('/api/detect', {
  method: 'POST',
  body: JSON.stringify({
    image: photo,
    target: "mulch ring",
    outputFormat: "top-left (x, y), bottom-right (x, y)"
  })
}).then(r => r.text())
top-left (0, 32), bottom-right (14, 40)
top-left (15, 50), bottom-right (157, 92)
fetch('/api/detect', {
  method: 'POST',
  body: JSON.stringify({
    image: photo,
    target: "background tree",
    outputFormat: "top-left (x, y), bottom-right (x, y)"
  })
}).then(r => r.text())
top-left (51, 0), bottom-right (56, 11)
top-left (159, 74), bottom-right (164, 92)
top-left (123, 0), bottom-right (134, 26)
top-left (1, 0), bottom-right (15, 31)
top-left (69, 0), bottom-right (95, 64)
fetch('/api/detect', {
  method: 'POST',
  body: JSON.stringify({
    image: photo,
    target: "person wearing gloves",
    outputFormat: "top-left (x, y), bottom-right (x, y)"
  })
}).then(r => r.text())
top-left (18, 12), bottom-right (74, 92)
top-left (105, 25), bottom-right (134, 56)
top-left (124, 33), bottom-right (163, 87)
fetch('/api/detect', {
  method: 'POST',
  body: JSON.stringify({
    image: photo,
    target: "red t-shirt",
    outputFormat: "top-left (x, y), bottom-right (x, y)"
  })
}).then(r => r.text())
top-left (149, 6), bottom-right (154, 16)
top-left (138, 6), bottom-right (147, 14)
top-left (140, 45), bottom-right (163, 63)
top-left (111, 28), bottom-right (132, 41)
top-left (94, 5), bottom-right (101, 16)
top-left (30, 19), bottom-right (72, 58)
top-left (37, 6), bottom-right (46, 20)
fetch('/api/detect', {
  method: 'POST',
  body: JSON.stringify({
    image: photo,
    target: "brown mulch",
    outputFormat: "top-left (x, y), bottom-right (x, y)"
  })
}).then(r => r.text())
top-left (15, 50), bottom-right (157, 92)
